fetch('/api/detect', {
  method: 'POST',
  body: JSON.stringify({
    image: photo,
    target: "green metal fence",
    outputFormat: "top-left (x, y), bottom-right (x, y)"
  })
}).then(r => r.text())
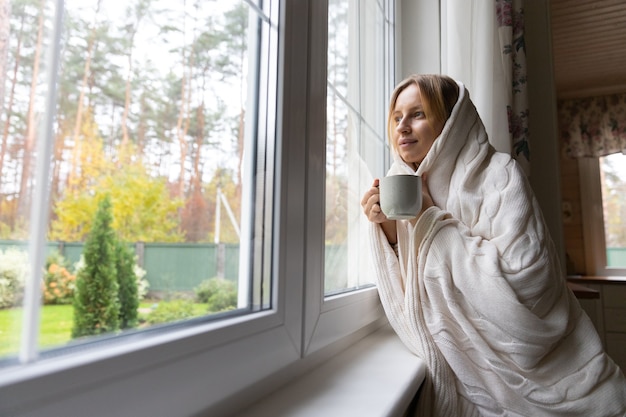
top-left (140, 242), bottom-right (240, 291)
top-left (0, 240), bottom-right (240, 293)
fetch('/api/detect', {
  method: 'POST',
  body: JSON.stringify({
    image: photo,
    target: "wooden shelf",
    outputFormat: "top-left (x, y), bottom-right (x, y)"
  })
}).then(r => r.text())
top-left (567, 281), bottom-right (600, 299)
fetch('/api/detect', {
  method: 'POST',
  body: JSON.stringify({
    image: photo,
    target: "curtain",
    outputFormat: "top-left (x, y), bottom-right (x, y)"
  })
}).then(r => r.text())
top-left (558, 93), bottom-right (626, 158)
top-left (442, 0), bottom-right (529, 175)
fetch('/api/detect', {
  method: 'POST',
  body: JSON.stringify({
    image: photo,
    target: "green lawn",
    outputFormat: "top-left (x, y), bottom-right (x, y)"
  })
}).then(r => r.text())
top-left (0, 304), bottom-right (73, 357)
top-left (0, 302), bottom-right (209, 357)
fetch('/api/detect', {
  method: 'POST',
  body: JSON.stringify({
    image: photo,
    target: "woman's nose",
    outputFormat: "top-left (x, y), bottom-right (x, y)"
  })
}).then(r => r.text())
top-left (396, 118), bottom-right (410, 133)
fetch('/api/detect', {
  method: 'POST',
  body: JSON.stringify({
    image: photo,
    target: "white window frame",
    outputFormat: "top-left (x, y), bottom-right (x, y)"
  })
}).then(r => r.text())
top-left (303, 0), bottom-right (396, 354)
top-left (579, 157), bottom-right (626, 277)
top-left (0, 1), bottom-right (396, 416)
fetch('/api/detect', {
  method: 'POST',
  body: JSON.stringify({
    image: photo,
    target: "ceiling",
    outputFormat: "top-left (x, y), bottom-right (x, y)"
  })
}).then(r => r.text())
top-left (550, 0), bottom-right (626, 99)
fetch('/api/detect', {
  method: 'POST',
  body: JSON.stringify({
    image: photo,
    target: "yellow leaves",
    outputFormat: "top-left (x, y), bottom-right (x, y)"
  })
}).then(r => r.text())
top-left (67, 107), bottom-right (112, 193)
top-left (50, 151), bottom-right (184, 243)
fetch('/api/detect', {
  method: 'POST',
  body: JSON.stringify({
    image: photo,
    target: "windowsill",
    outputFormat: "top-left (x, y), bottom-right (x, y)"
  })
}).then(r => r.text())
top-left (233, 324), bottom-right (426, 417)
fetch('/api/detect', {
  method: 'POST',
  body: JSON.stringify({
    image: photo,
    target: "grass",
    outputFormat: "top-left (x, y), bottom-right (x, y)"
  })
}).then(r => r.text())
top-left (0, 304), bottom-right (73, 357)
top-left (0, 301), bottom-right (209, 358)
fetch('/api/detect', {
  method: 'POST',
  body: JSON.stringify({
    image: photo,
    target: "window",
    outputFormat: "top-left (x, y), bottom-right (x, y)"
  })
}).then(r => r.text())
top-left (600, 153), bottom-right (626, 268)
top-left (324, 0), bottom-right (394, 295)
top-left (579, 153), bottom-right (626, 275)
top-left (0, 0), bottom-right (396, 415)
top-left (0, 0), bottom-right (272, 362)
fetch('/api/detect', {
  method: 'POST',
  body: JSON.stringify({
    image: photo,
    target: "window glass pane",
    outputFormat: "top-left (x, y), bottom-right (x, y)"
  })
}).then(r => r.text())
top-left (359, 0), bottom-right (386, 134)
top-left (600, 153), bottom-right (626, 268)
top-left (0, 0), bottom-right (53, 361)
top-left (1, 0), bottom-right (273, 362)
top-left (325, 0), bottom-right (390, 295)
top-left (328, 0), bottom-right (350, 105)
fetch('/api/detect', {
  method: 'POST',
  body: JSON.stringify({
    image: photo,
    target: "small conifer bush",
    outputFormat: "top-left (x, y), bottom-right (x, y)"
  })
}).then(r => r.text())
top-left (115, 240), bottom-right (139, 329)
top-left (72, 196), bottom-right (120, 338)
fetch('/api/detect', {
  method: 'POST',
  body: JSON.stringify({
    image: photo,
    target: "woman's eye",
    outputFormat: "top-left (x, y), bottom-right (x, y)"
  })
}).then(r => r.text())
top-left (413, 112), bottom-right (423, 118)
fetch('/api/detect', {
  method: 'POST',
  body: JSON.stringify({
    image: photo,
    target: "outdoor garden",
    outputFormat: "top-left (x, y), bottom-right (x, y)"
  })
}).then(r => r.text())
top-left (0, 196), bottom-right (238, 357)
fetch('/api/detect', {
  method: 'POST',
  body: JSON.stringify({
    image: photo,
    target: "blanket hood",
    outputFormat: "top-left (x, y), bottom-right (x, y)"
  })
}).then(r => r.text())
top-left (388, 82), bottom-right (491, 210)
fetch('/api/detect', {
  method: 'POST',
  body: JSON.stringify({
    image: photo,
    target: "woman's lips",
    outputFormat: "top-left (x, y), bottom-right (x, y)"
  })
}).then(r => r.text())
top-left (399, 138), bottom-right (417, 147)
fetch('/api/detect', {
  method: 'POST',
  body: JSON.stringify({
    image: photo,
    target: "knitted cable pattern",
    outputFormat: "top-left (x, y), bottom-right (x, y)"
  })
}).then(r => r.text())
top-left (369, 82), bottom-right (626, 416)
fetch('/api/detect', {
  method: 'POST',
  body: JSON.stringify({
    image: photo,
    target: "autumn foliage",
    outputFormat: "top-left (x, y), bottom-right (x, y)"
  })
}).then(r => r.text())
top-left (42, 263), bottom-right (76, 305)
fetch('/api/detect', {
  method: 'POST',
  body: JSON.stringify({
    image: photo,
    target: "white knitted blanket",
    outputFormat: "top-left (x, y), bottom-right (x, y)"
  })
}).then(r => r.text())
top-left (369, 83), bottom-right (626, 416)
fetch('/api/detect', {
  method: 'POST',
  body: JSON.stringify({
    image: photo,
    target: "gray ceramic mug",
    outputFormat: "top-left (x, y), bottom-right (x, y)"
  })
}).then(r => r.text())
top-left (379, 175), bottom-right (422, 220)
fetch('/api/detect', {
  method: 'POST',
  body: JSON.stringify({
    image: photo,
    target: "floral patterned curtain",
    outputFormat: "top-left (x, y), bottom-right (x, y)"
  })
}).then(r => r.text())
top-left (558, 93), bottom-right (626, 158)
top-left (496, 0), bottom-right (530, 175)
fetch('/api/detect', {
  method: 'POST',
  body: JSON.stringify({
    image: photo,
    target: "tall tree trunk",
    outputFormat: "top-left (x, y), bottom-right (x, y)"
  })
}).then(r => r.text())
top-left (0, 0), bottom-right (10, 110)
top-left (50, 117), bottom-right (70, 222)
top-left (68, 0), bottom-right (101, 189)
top-left (0, 0), bottom-right (11, 228)
top-left (16, 0), bottom-right (45, 218)
top-left (175, 60), bottom-right (188, 198)
top-left (176, 41), bottom-right (193, 198)
top-left (136, 93), bottom-right (146, 155)
top-left (192, 102), bottom-right (204, 186)
top-left (185, 101), bottom-right (205, 241)
top-left (235, 19), bottom-right (246, 200)
top-left (120, 0), bottom-right (151, 155)
top-left (120, 53), bottom-right (133, 150)
top-left (0, 10), bottom-right (23, 197)
top-left (236, 108), bottom-right (244, 197)
top-left (120, 26), bottom-right (140, 151)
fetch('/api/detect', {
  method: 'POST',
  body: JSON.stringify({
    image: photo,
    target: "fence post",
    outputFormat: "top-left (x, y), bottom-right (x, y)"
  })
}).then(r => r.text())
top-left (216, 243), bottom-right (225, 279)
top-left (135, 241), bottom-right (145, 268)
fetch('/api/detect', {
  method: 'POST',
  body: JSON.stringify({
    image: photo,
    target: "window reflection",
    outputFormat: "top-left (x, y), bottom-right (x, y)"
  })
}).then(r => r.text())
top-left (324, 0), bottom-right (391, 295)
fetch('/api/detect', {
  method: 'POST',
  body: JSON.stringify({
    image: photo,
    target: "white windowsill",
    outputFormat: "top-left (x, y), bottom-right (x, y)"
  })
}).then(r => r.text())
top-left (234, 324), bottom-right (426, 417)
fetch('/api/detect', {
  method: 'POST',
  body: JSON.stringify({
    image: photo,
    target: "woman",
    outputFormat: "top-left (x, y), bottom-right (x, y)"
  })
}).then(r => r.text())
top-left (361, 74), bottom-right (626, 416)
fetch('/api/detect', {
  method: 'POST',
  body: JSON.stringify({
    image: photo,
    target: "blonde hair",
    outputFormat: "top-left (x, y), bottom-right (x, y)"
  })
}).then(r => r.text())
top-left (387, 74), bottom-right (459, 151)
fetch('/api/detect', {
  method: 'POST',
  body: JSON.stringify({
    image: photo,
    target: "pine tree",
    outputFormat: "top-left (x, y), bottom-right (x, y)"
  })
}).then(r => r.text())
top-left (72, 195), bottom-right (120, 338)
top-left (115, 239), bottom-right (138, 329)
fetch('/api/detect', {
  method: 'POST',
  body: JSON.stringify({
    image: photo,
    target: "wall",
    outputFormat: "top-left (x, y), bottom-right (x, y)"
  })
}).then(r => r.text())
top-left (559, 157), bottom-right (586, 274)
top-left (397, 0), bottom-right (441, 76)
top-left (524, 1), bottom-right (566, 270)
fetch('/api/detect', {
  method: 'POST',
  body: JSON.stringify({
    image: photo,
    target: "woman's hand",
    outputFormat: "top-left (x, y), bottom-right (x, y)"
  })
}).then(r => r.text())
top-left (362, 179), bottom-right (398, 244)
top-left (361, 179), bottom-right (387, 223)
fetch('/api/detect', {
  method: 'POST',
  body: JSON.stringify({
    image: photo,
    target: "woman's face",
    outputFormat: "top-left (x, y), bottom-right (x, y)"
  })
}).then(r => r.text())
top-left (391, 83), bottom-right (444, 168)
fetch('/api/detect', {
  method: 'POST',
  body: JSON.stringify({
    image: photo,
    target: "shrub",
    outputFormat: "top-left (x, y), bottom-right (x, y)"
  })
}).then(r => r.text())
top-left (115, 241), bottom-right (138, 329)
top-left (134, 263), bottom-right (149, 301)
top-left (74, 255), bottom-right (148, 301)
top-left (42, 251), bottom-right (75, 305)
top-left (194, 278), bottom-right (237, 313)
top-left (145, 300), bottom-right (195, 325)
top-left (0, 247), bottom-right (28, 308)
top-left (42, 263), bottom-right (76, 305)
top-left (72, 196), bottom-right (120, 338)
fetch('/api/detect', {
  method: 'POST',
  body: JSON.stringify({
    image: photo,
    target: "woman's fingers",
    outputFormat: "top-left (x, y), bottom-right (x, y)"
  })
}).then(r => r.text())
top-left (360, 179), bottom-right (379, 206)
top-left (361, 179), bottom-right (387, 222)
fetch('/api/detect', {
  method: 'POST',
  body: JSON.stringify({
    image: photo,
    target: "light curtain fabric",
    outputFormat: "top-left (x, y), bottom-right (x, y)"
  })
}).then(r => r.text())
top-left (443, 0), bottom-right (530, 175)
top-left (369, 82), bottom-right (626, 416)
top-left (558, 93), bottom-right (626, 158)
